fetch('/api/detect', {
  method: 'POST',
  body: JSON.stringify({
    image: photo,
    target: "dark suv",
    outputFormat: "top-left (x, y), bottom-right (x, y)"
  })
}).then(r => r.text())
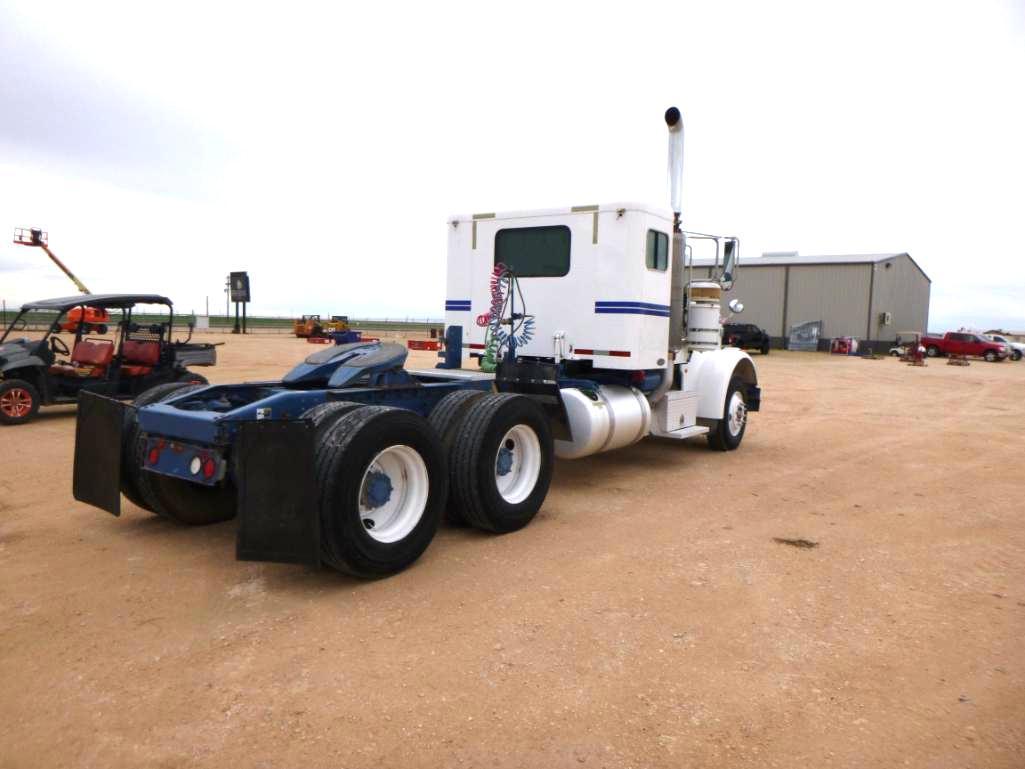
top-left (723, 323), bottom-right (771, 355)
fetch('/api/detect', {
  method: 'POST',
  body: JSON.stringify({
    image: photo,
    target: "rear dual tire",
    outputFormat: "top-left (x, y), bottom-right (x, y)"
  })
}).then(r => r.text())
top-left (310, 392), bottom-right (555, 577)
top-left (123, 381), bottom-right (237, 525)
top-left (446, 393), bottom-right (554, 533)
top-left (427, 390), bottom-right (488, 524)
top-left (314, 406), bottom-right (446, 578)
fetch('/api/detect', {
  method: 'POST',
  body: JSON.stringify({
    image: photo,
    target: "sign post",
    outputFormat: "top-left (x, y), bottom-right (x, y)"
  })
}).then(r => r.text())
top-left (229, 271), bottom-right (251, 335)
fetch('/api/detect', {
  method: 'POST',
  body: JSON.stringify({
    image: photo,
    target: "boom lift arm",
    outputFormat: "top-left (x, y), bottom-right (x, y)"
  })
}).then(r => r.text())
top-left (13, 228), bottom-right (91, 294)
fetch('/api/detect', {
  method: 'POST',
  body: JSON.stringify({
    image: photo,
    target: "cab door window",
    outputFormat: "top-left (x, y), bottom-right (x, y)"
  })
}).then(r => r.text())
top-left (645, 229), bottom-right (669, 271)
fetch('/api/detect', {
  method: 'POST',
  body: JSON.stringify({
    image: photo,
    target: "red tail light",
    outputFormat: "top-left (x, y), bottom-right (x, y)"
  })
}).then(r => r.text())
top-left (202, 458), bottom-right (216, 479)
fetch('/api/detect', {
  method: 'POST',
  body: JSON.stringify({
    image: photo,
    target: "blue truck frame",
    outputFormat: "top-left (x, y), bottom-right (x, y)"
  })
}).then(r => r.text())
top-left (71, 332), bottom-right (554, 572)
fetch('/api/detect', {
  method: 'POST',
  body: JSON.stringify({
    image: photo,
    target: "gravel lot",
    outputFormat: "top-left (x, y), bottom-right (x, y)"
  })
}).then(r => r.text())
top-left (1, 334), bottom-right (1023, 768)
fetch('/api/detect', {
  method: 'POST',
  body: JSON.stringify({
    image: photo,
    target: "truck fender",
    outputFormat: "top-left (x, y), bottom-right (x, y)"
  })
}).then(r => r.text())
top-left (688, 347), bottom-right (758, 420)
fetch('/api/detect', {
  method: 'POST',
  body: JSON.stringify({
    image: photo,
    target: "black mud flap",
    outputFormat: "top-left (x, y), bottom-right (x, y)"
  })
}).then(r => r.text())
top-left (73, 391), bottom-right (126, 516)
top-left (235, 420), bottom-right (319, 566)
top-left (495, 359), bottom-right (572, 440)
top-left (746, 384), bottom-right (761, 412)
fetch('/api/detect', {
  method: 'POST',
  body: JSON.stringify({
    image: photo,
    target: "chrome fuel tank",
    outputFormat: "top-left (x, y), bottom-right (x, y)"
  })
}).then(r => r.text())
top-left (554, 385), bottom-right (652, 460)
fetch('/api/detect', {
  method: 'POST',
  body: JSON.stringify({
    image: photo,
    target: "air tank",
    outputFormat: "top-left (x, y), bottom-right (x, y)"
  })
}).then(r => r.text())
top-left (687, 280), bottom-right (722, 351)
top-left (554, 385), bottom-right (652, 459)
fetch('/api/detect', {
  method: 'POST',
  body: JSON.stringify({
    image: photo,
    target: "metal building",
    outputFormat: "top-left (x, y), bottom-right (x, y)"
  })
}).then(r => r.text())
top-left (693, 252), bottom-right (931, 350)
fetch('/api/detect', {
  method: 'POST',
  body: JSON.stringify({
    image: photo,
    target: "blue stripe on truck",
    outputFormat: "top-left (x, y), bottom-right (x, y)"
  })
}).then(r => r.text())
top-left (595, 301), bottom-right (671, 317)
top-left (445, 300), bottom-right (471, 311)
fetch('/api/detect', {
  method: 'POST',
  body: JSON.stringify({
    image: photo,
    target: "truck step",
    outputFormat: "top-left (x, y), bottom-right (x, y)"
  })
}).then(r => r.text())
top-left (650, 424), bottom-right (709, 440)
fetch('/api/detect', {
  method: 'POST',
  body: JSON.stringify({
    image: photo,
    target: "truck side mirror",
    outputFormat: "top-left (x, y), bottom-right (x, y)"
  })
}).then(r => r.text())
top-left (722, 239), bottom-right (738, 288)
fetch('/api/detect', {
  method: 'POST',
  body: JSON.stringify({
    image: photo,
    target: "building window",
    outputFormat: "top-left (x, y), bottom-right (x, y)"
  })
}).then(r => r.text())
top-left (646, 229), bottom-right (669, 271)
top-left (494, 225), bottom-right (571, 277)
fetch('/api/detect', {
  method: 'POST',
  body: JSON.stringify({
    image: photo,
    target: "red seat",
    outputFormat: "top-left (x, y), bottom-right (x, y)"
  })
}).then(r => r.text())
top-left (120, 339), bottom-right (160, 376)
top-left (49, 338), bottom-right (114, 378)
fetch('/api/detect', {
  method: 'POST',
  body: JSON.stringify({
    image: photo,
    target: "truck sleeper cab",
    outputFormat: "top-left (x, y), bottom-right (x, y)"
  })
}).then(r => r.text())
top-left (445, 204), bottom-right (759, 457)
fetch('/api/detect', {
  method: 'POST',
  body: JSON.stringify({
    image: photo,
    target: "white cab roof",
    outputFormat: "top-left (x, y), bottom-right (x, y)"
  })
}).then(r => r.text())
top-left (449, 202), bottom-right (673, 225)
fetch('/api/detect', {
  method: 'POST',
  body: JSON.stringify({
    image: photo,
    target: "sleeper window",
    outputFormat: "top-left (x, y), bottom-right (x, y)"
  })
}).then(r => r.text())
top-left (494, 226), bottom-right (571, 277)
top-left (646, 229), bottom-right (669, 271)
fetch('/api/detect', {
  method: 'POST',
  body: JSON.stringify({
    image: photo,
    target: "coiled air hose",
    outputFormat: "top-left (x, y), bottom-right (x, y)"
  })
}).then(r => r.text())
top-left (476, 263), bottom-right (534, 372)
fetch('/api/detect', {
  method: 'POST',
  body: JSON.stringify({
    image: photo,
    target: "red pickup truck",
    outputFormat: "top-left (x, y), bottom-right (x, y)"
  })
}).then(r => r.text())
top-left (921, 331), bottom-right (1009, 361)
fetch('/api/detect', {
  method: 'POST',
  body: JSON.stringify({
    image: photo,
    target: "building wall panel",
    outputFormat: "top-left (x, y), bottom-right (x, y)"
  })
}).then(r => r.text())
top-left (785, 264), bottom-right (872, 339)
top-left (721, 266), bottom-right (787, 337)
top-left (869, 255), bottom-right (930, 341)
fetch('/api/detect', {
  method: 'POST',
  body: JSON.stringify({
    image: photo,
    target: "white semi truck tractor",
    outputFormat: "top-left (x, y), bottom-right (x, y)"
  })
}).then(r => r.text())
top-left (71, 107), bottom-right (760, 579)
top-left (442, 106), bottom-right (759, 460)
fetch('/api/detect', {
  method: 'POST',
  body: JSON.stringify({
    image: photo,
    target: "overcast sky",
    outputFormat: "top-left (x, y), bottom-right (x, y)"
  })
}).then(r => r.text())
top-left (1, 0), bottom-right (1023, 331)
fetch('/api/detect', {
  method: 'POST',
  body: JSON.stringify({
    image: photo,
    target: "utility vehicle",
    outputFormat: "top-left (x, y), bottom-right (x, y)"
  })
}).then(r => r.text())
top-left (0, 293), bottom-right (215, 425)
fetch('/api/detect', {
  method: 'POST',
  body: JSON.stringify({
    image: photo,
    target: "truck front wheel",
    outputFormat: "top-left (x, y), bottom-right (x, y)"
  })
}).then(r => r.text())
top-left (926, 346), bottom-right (940, 357)
top-left (707, 377), bottom-right (748, 452)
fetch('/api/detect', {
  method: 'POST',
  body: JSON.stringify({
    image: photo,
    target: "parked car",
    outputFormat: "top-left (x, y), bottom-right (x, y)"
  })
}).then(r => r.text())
top-left (920, 331), bottom-right (1009, 362)
top-left (0, 293), bottom-right (216, 425)
top-left (984, 333), bottom-right (1023, 361)
top-left (723, 322), bottom-right (770, 354)
top-left (889, 332), bottom-right (923, 357)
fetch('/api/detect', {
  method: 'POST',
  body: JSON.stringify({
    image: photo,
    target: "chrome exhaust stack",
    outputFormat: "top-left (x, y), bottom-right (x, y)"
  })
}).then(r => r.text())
top-left (665, 107), bottom-right (687, 352)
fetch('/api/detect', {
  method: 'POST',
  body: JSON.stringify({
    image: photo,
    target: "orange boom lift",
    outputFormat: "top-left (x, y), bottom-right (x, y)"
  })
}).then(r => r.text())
top-left (13, 228), bottom-right (111, 333)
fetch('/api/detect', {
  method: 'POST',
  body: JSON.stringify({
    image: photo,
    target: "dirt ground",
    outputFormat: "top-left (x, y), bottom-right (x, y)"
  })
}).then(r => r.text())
top-left (1, 334), bottom-right (1023, 768)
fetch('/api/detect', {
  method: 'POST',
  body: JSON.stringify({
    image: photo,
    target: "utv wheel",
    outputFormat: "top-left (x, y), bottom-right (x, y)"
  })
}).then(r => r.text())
top-left (315, 406), bottom-right (446, 578)
top-left (127, 382), bottom-right (236, 525)
top-left (707, 377), bottom-right (748, 452)
top-left (449, 393), bottom-right (554, 533)
top-left (0, 379), bottom-right (40, 425)
top-left (427, 389), bottom-right (489, 524)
